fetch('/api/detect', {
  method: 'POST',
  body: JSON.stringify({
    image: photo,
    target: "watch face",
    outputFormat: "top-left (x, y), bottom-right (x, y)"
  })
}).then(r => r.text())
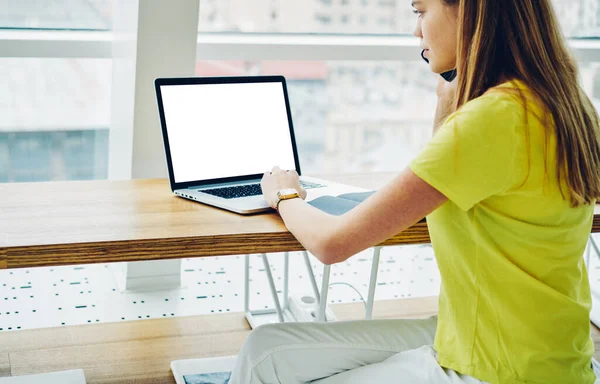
top-left (278, 188), bottom-right (298, 197)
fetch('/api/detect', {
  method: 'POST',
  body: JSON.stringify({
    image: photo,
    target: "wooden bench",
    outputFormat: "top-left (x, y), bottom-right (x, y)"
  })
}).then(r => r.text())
top-left (0, 297), bottom-right (439, 383)
top-left (1, 296), bottom-right (599, 383)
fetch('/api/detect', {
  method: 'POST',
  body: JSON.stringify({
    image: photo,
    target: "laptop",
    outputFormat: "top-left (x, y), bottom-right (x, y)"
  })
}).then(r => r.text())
top-left (154, 75), bottom-right (368, 214)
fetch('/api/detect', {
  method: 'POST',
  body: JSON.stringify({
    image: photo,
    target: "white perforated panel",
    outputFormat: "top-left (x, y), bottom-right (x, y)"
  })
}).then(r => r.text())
top-left (0, 245), bottom-right (442, 332)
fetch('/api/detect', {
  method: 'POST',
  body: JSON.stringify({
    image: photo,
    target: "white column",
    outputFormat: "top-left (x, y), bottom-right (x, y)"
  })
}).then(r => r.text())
top-left (109, 0), bottom-right (200, 291)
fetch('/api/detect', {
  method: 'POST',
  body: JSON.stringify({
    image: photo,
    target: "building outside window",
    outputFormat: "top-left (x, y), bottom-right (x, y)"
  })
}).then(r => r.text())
top-left (1, 0), bottom-right (600, 182)
top-left (196, 0), bottom-right (600, 174)
top-left (0, 0), bottom-right (113, 183)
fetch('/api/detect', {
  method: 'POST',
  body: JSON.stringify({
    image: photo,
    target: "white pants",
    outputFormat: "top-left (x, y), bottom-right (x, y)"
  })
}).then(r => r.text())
top-left (229, 316), bottom-right (486, 384)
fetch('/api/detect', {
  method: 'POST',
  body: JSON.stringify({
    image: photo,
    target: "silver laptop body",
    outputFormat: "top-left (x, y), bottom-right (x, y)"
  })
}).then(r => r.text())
top-left (155, 75), bottom-right (366, 214)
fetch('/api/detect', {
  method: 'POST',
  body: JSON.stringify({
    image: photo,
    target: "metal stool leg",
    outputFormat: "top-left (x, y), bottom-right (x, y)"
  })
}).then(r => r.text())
top-left (244, 254), bottom-right (250, 316)
top-left (587, 238), bottom-right (592, 268)
top-left (591, 235), bottom-right (600, 260)
top-left (317, 264), bottom-right (332, 322)
top-left (365, 246), bottom-right (382, 320)
top-left (302, 251), bottom-right (333, 322)
top-left (305, 248), bottom-right (381, 322)
top-left (245, 254), bottom-right (284, 328)
top-left (303, 251), bottom-right (321, 303)
top-left (283, 252), bottom-right (289, 311)
top-left (261, 253), bottom-right (285, 323)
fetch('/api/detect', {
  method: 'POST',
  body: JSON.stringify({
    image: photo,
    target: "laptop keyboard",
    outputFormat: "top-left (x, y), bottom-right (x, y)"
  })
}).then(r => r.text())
top-left (200, 180), bottom-right (325, 199)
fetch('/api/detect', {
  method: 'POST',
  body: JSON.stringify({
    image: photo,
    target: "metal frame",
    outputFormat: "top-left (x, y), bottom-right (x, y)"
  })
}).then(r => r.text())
top-left (1, 29), bottom-right (600, 62)
top-left (587, 236), bottom-right (592, 268)
top-left (0, 30), bottom-right (112, 58)
top-left (590, 235), bottom-right (600, 261)
top-left (365, 247), bottom-right (382, 320)
top-left (244, 247), bottom-right (383, 327)
top-left (245, 253), bottom-right (293, 327)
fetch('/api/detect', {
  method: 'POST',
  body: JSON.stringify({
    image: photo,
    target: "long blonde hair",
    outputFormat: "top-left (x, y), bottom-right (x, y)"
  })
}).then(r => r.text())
top-left (444, 0), bottom-right (600, 207)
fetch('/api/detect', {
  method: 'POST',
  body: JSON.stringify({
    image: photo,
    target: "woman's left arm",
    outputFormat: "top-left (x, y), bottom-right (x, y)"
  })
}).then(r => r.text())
top-left (262, 167), bottom-right (448, 265)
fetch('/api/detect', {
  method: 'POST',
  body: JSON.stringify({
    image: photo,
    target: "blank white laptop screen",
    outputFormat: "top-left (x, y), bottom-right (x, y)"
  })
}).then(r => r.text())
top-left (160, 82), bottom-right (297, 183)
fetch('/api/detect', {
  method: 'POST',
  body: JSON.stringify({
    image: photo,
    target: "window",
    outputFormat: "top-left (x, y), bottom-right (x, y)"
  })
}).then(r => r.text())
top-left (195, 60), bottom-right (436, 174)
top-left (0, 0), bottom-right (113, 30)
top-left (0, 58), bottom-right (111, 182)
top-left (316, 14), bottom-right (333, 26)
top-left (553, 0), bottom-right (600, 37)
top-left (198, 0), bottom-right (600, 37)
top-left (197, 1), bottom-right (600, 174)
top-left (0, 1), bottom-right (113, 182)
top-left (4, 1), bottom-right (600, 181)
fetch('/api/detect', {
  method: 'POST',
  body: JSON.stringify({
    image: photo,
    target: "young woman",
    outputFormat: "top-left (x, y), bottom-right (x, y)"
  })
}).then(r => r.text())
top-left (229, 0), bottom-right (600, 382)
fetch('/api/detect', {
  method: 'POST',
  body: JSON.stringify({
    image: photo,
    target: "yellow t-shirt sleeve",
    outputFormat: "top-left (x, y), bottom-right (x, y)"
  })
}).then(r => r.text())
top-left (409, 95), bottom-right (522, 211)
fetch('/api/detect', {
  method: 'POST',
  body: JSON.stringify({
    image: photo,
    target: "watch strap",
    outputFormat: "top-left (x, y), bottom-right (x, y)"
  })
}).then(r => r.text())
top-left (275, 190), bottom-right (300, 211)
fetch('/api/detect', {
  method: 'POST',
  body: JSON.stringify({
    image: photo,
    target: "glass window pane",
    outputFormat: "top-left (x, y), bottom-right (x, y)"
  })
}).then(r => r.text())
top-left (198, 0), bottom-right (600, 38)
top-left (553, 0), bottom-right (600, 37)
top-left (195, 60), bottom-right (437, 174)
top-left (196, 59), bottom-right (600, 175)
top-left (0, 0), bottom-right (114, 30)
top-left (1, 58), bottom-right (111, 183)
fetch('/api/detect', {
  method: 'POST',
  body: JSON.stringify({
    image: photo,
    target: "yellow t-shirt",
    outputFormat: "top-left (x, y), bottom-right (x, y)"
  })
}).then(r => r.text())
top-left (409, 80), bottom-right (596, 384)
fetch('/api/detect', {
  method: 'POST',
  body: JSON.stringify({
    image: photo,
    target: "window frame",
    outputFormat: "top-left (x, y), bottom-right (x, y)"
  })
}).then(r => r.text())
top-left (1, 30), bottom-right (599, 62)
top-left (2, 4), bottom-right (600, 181)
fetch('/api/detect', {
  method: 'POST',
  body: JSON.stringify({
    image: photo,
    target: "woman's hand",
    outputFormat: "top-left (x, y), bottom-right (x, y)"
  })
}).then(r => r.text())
top-left (433, 76), bottom-right (458, 133)
top-left (261, 166), bottom-right (308, 209)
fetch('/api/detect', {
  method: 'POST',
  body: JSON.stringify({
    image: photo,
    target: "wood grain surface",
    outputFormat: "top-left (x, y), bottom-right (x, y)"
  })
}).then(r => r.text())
top-left (0, 174), bottom-right (429, 269)
top-left (1, 297), bottom-right (599, 383)
top-left (1, 297), bottom-right (438, 383)
top-left (0, 174), bottom-right (598, 269)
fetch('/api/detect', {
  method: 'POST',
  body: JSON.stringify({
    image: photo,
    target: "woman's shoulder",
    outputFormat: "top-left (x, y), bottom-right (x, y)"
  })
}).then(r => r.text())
top-left (452, 79), bottom-right (546, 127)
top-left (484, 79), bottom-right (544, 114)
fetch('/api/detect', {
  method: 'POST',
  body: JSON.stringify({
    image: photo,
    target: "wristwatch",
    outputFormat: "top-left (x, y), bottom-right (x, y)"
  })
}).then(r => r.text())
top-left (275, 188), bottom-right (301, 210)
